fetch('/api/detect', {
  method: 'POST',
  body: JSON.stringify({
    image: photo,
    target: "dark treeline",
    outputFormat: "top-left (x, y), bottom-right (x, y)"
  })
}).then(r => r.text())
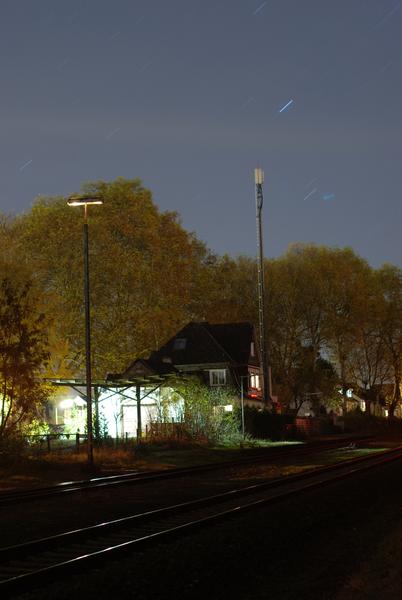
top-left (1, 178), bottom-right (402, 424)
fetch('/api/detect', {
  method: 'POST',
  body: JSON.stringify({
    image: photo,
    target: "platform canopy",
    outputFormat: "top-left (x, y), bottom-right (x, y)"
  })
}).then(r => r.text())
top-left (47, 374), bottom-right (171, 388)
top-left (46, 373), bottom-right (174, 403)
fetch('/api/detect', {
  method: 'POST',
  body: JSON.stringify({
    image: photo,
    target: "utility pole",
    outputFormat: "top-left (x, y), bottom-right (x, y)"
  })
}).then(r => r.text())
top-left (240, 375), bottom-right (247, 439)
top-left (255, 168), bottom-right (271, 406)
top-left (136, 384), bottom-right (142, 442)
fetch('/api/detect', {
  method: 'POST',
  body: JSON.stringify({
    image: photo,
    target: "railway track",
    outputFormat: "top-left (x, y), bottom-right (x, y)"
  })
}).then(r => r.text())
top-left (0, 441), bottom-right (399, 597)
top-left (0, 436), bottom-right (373, 505)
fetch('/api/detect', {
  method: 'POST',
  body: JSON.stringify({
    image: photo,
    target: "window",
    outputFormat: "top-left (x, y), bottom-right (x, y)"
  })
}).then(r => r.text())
top-left (250, 373), bottom-right (260, 390)
top-left (209, 369), bottom-right (226, 386)
top-left (173, 338), bottom-right (186, 350)
top-left (250, 342), bottom-right (255, 357)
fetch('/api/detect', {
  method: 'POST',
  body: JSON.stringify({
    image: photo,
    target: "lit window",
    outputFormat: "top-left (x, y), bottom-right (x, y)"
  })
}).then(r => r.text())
top-left (209, 369), bottom-right (226, 386)
top-left (250, 373), bottom-right (260, 389)
top-left (173, 338), bottom-right (186, 350)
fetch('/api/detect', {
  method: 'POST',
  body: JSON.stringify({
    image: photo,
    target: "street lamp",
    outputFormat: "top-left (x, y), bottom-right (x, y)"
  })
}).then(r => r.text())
top-left (240, 375), bottom-right (249, 440)
top-left (67, 195), bottom-right (103, 465)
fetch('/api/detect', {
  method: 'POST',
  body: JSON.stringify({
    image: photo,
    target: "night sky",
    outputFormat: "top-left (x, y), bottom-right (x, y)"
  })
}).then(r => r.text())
top-left (1, 0), bottom-right (401, 267)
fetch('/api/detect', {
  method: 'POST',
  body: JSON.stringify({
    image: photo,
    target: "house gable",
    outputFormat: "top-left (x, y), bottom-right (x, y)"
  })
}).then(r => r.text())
top-left (147, 321), bottom-right (259, 369)
top-left (113, 321), bottom-right (263, 403)
top-left (203, 322), bottom-right (260, 367)
top-left (121, 358), bottom-right (176, 380)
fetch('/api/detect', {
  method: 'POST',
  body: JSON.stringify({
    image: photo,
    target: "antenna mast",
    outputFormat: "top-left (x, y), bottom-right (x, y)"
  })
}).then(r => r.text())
top-left (255, 168), bottom-right (271, 405)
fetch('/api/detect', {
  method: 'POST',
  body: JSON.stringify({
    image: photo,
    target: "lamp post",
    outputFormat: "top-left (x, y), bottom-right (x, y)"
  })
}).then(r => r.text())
top-left (67, 195), bottom-right (103, 465)
top-left (240, 375), bottom-right (247, 440)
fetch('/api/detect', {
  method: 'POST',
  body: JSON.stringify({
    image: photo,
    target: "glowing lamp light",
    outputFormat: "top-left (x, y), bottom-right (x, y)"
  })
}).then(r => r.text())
top-left (224, 404), bottom-right (233, 412)
top-left (67, 196), bottom-right (103, 207)
top-left (59, 397), bottom-right (86, 409)
top-left (59, 398), bottom-right (74, 410)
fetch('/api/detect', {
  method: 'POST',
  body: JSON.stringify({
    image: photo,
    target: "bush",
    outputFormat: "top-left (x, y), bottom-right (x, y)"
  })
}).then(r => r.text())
top-left (21, 419), bottom-right (50, 437)
top-left (150, 377), bottom-right (240, 445)
top-left (343, 410), bottom-right (402, 435)
top-left (244, 407), bottom-right (292, 440)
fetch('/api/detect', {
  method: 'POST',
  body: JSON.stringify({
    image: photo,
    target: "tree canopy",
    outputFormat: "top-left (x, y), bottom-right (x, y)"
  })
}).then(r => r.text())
top-left (11, 178), bottom-right (214, 378)
top-left (0, 279), bottom-right (49, 439)
top-left (2, 177), bottom-right (402, 418)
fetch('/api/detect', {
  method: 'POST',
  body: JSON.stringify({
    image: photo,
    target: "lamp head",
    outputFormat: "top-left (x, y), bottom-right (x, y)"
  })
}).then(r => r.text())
top-left (67, 195), bottom-right (103, 207)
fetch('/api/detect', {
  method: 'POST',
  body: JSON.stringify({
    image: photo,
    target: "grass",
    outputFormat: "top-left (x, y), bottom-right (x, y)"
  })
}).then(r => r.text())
top-left (0, 438), bottom-right (386, 492)
top-left (0, 438), bottom-right (302, 491)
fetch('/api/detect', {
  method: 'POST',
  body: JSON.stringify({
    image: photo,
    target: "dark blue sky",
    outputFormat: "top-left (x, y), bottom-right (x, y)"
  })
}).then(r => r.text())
top-left (1, 0), bottom-right (401, 266)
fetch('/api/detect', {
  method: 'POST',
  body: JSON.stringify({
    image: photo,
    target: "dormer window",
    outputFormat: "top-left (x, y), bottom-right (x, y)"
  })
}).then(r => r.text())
top-left (173, 338), bottom-right (187, 350)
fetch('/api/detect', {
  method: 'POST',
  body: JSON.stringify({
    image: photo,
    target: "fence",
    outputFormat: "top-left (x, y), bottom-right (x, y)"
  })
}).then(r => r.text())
top-left (243, 408), bottom-right (338, 440)
top-left (23, 432), bottom-right (145, 454)
top-left (24, 433), bottom-right (84, 453)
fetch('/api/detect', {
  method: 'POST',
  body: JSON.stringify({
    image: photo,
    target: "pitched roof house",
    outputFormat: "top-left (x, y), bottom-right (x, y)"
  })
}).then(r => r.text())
top-left (120, 321), bottom-right (263, 403)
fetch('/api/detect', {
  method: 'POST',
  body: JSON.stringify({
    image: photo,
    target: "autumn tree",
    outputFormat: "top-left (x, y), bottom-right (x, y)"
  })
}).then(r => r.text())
top-left (200, 254), bottom-right (258, 324)
top-left (320, 248), bottom-right (374, 411)
top-left (263, 244), bottom-right (341, 413)
top-left (263, 244), bottom-right (377, 414)
top-left (0, 279), bottom-right (50, 439)
top-left (264, 254), bottom-right (305, 411)
top-left (377, 264), bottom-right (402, 416)
top-left (12, 178), bottom-right (214, 378)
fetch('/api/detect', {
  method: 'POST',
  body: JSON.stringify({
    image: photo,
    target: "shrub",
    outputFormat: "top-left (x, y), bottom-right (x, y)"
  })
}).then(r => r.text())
top-left (343, 410), bottom-right (402, 435)
top-left (150, 377), bottom-right (240, 444)
top-left (244, 407), bottom-right (292, 440)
